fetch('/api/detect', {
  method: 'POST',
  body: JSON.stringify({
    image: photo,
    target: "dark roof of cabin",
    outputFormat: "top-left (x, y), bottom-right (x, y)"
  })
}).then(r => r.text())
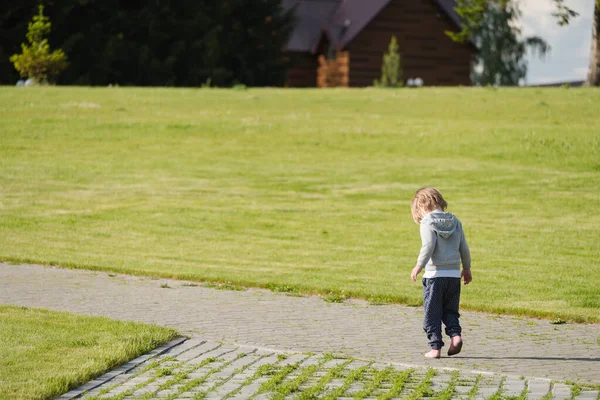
top-left (284, 0), bottom-right (463, 53)
top-left (283, 0), bottom-right (339, 52)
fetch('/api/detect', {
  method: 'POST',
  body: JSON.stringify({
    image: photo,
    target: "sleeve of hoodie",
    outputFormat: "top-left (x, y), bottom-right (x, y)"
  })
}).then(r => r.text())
top-left (458, 221), bottom-right (471, 270)
top-left (416, 222), bottom-right (437, 267)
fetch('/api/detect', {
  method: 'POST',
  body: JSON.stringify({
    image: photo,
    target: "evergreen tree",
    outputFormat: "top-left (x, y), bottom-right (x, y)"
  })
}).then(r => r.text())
top-left (9, 5), bottom-right (67, 83)
top-left (374, 36), bottom-right (403, 87)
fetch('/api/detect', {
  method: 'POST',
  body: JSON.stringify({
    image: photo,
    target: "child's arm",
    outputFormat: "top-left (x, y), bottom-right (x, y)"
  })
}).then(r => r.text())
top-left (461, 269), bottom-right (472, 285)
top-left (412, 223), bottom-right (437, 281)
top-left (459, 222), bottom-right (472, 285)
top-left (411, 266), bottom-right (423, 281)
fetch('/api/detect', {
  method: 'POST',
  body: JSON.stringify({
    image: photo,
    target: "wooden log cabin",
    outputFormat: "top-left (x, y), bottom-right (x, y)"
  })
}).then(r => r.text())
top-left (282, 0), bottom-right (475, 87)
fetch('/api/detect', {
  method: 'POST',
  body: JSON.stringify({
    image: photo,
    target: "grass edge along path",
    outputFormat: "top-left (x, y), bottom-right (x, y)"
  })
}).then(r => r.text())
top-left (0, 304), bottom-right (177, 400)
top-left (4, 259), bottom-right (599, 325)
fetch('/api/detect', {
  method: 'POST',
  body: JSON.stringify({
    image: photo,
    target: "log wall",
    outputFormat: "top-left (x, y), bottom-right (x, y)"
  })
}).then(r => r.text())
top-left (347, 0), bottom-right (473, 87)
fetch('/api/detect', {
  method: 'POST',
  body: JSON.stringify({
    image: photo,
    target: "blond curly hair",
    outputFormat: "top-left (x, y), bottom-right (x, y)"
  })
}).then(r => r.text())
top-left (411, 187), bottom-right (448, 224)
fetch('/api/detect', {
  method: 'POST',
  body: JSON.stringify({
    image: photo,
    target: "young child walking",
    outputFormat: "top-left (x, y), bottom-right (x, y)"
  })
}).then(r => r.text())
top-left (410, 187), bottom-right (472, 359)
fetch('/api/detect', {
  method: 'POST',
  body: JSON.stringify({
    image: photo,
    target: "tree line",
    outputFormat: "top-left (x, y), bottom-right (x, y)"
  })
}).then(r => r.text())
top-left (0, 0), bottom-right (295, 86)
top-left (2, 1), bottom-right (597, 87)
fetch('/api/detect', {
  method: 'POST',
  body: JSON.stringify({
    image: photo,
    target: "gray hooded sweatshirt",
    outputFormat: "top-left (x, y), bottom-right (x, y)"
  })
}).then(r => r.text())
top-left (417, 211), bottom-right (471, 277)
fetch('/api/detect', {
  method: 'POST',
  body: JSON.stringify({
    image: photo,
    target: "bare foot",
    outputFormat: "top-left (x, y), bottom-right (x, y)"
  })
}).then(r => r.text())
top-left (424, 350), bottom-right (441, 359)
top-left (448, 336), bottom-right (463, 356)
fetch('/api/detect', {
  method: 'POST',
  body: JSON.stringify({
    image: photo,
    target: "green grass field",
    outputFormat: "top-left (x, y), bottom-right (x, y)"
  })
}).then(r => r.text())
top-left (0, 87), bottom-right (599, 322)
top-left (0, 305), bottom-right (176, 400)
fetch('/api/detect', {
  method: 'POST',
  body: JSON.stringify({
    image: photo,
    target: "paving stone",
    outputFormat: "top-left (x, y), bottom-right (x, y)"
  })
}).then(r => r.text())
top-left (575, 391), bottom-right (599, 400)
top-left (474, 386), bottom-right (499, 399)
top-left (454, 385), bottom-right (472, 394)
top-left (208, 381), bottom-right (243, 398)
top-left (503, 377), bottom-right (526, 397)
top-left (208, 356), bottom-right (267, 397)
top-left (279, 353), bottom-right (309, 366)
top-left (346, 381), bottom-right (366, 395)
top-left (324, 378), bottom-right (346, 390)
top-left (229, 381), bottom-right (263, 400)
top-left (527, 379), bottom-right (552, 399)
top-left (175, 393), bottom-right (196, 399)
top-left (553, 383), bottom-right (574, 400)
top-left (430, 373), bottom-right (453, 392)
top-left (174, 340), bottom-right (219, 362)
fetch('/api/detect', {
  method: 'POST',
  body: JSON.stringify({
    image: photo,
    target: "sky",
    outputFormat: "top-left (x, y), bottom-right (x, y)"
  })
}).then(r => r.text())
top-left (520, 0), bottom-right (595, 84)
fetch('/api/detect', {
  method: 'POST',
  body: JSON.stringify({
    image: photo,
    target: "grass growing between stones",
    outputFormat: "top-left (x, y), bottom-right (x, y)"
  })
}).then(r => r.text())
top-left (1, 87), bottom-right (599, 322)
top-left (254, 361), bottom-right (304, 397)
top-left (295, 359), bottom-right (353, 400)
top-left (488, 376), bottom-right (507, 400)
top-left (431, 370), bottom-right (459, 400)
top-left (270, 357), bottom-right (333, 399)
top-left (516, 383), bottom-right (531, 400)
top-left (222, 364), bottom-right (277, 399)
top-left (375, 368), bottom-right (413, 400)
top-left (0, 305), bottom-right (176, 400)
top-left (191, 352), bottom-right (260, 400)
top-left (466, 374), bottom-right (483, 400)
top-left (353, 366), bottom-right (396, 399)
top-left (75, 344), bottom-right (597, 400)
top-left (323, 364), bottom-right (371, 400)
top-left (403, 368), bottom-right (437, 400)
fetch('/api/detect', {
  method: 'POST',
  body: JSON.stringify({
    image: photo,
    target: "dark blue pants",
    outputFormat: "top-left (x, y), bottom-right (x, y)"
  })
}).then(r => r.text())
top-left (422, 277), bottom-right (462, 350)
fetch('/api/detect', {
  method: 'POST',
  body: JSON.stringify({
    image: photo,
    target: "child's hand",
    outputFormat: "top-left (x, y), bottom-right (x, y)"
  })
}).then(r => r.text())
top-left (411, 266), bottom-right (423, 282)
top-left (461, 269), bottom-right (472, 285)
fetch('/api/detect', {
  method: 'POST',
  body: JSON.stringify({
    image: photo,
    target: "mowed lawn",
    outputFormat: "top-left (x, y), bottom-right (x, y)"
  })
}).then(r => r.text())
top-left (0, 87), bottom-right (598, 323)
top-left (0, 305), bottom-right (176, 400)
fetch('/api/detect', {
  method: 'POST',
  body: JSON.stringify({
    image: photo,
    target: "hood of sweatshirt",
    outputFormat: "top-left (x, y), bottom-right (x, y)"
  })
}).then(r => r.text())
top-left (421, 212), bottom-right (457, 239)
